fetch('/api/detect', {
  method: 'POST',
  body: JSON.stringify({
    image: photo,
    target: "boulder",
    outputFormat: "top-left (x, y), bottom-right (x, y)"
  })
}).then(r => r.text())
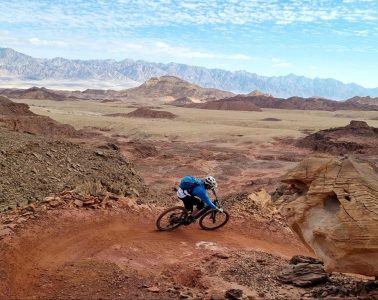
top-left (280, 156), bottom-right (378, 276)
top-left (225, 289), bottom-right (243, 299)
top-left (146, 286), bottom-right (160, 293)
top-left (73, 199), bottom-right (83, 207)
top-left (278, 256), bottom-right (329, 287)
top-left (213, 252), bottom-right (231, 259)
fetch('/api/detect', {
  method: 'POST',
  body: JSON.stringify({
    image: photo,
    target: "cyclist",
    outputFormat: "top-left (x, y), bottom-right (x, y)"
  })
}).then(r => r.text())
top-left (176, 175), bottom-right (223, 221)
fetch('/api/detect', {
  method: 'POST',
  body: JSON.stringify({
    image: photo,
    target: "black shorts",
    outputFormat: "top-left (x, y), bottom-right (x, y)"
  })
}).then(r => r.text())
top-left (181, 196), bottom-right (205, 212)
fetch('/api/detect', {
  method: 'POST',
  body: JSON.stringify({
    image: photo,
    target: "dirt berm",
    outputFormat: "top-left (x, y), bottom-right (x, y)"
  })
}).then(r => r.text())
top-left (0, 128), bottom-right (145, 210)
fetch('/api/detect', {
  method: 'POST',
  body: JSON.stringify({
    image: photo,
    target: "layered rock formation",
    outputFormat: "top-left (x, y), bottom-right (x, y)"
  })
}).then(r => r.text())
top-left (280, 156), bottom-right (378, 276)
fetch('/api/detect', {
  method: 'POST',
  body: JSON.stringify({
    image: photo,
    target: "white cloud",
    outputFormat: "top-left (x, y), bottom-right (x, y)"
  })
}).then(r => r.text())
top-left (0, 0), bottom-right (376, 29)
top-left (28, 38), bottom-right (67, 47)
top-left (272, 58), bottom-right (292, 68)
top-left (150, 41), bottom-right (252, 60)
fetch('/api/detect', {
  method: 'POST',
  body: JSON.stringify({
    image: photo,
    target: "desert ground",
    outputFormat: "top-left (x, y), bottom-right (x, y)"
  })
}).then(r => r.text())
top-left (17, 99), bottom-right (378, 142)
top-left (14, 99), bottom-right (378, 192)
top-left (1, 98), bottom-right (377, 299)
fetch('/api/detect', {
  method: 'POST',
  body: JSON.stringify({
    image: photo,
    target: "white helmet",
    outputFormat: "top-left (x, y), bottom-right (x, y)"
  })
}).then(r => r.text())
top-left (204, 176), bottom-right (217, 189)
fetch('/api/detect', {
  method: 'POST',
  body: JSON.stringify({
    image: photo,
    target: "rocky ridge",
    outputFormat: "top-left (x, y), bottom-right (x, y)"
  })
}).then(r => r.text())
top-left (346, 96), bottom-right (378, 107)
top-left (185, 95), bottom-right (378, 112)
top-left (0, 87), bottom-right (72, 101)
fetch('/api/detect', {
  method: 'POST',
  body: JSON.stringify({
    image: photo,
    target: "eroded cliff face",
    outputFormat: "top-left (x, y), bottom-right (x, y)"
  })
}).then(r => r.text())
top-left (280, 156), bottom-right (378, 276)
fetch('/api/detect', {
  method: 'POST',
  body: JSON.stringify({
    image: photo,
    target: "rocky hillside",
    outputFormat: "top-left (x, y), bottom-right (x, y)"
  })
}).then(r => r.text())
top-left (2, 48), bottom-right (378, 99)
top-left (346, 96), bottom-right (378, 107)
top-left (118, 76), bottom-right (233, 102)
top-left (297, 120), bottom-right (378, 155)
top-left (0, 96), bottom-right (35, 115)
top-left (0, 128), bottom-right (144, 210)
top-left (0, 96), bottom-right (78, 136)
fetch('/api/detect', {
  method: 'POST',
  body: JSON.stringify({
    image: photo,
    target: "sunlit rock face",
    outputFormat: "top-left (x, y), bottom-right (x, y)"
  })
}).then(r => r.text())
top-left (280, 156), bottom-right (378, 276)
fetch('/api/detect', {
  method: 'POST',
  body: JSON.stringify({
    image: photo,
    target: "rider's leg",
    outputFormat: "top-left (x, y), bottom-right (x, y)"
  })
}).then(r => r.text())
top-left (181, 196), bottom-right (199, 224)
top-left (181, 197), bottom-right (194, 214)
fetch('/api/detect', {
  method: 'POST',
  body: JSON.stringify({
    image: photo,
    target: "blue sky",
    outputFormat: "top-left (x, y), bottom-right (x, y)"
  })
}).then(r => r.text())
top-left (0, 0), bottom-right (377, 87)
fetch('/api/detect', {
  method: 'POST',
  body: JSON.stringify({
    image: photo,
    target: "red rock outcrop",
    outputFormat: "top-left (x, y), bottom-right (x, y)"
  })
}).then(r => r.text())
top-left (0, 96), bottom-right (36, 116)
top-left (298, 120), bottom-right (378, 155)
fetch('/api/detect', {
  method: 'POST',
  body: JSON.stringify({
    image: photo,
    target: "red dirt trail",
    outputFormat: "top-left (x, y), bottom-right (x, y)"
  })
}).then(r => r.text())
top-left (0, 209), bottom-right (309, 299)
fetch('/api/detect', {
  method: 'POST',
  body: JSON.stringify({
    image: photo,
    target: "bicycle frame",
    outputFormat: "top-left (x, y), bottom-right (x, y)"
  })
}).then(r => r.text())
top-left (191, 198), bottom-right (220, 220)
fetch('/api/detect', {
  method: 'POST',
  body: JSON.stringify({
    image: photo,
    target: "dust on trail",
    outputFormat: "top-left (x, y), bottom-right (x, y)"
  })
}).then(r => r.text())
top-left (0, 209), bottom-right (309, 299)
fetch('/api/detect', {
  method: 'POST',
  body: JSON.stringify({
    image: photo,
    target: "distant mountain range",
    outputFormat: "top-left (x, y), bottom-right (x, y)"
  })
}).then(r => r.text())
top-left (1, 47), bottom-right (378, 100)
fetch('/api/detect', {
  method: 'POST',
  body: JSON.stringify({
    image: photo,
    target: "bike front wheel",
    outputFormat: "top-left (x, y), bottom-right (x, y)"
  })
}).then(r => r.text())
top-left (156, 206), bottom-right (188, 231)
top-left (199, 210), bottom-right (230, 230)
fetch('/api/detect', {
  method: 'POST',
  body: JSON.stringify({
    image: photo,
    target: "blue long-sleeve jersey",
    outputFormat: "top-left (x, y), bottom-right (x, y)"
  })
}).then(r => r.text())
top-left (191, 183), bottom-right (217, 210)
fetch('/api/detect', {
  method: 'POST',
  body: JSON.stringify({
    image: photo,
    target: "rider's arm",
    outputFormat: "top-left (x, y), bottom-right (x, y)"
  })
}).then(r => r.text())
top-left (193, 186), bottom-right (217, 210)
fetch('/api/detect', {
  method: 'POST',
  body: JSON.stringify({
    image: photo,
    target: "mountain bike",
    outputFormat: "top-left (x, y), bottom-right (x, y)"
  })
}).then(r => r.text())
top-left (156, 196), bottom-right (229, 231)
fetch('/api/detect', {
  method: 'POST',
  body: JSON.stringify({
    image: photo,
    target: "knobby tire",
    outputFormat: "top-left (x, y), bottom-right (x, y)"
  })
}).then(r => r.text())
top-left (199, 209), bottom-right (230, 230)
top-left (156, 206), bottom-right (188, 231)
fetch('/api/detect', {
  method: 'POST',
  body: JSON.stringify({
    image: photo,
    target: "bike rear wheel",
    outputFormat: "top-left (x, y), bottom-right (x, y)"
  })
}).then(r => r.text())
top-left (199, 210), bottom-right (229, 230)
top-left (156, 206), bottom-right (188, 231)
